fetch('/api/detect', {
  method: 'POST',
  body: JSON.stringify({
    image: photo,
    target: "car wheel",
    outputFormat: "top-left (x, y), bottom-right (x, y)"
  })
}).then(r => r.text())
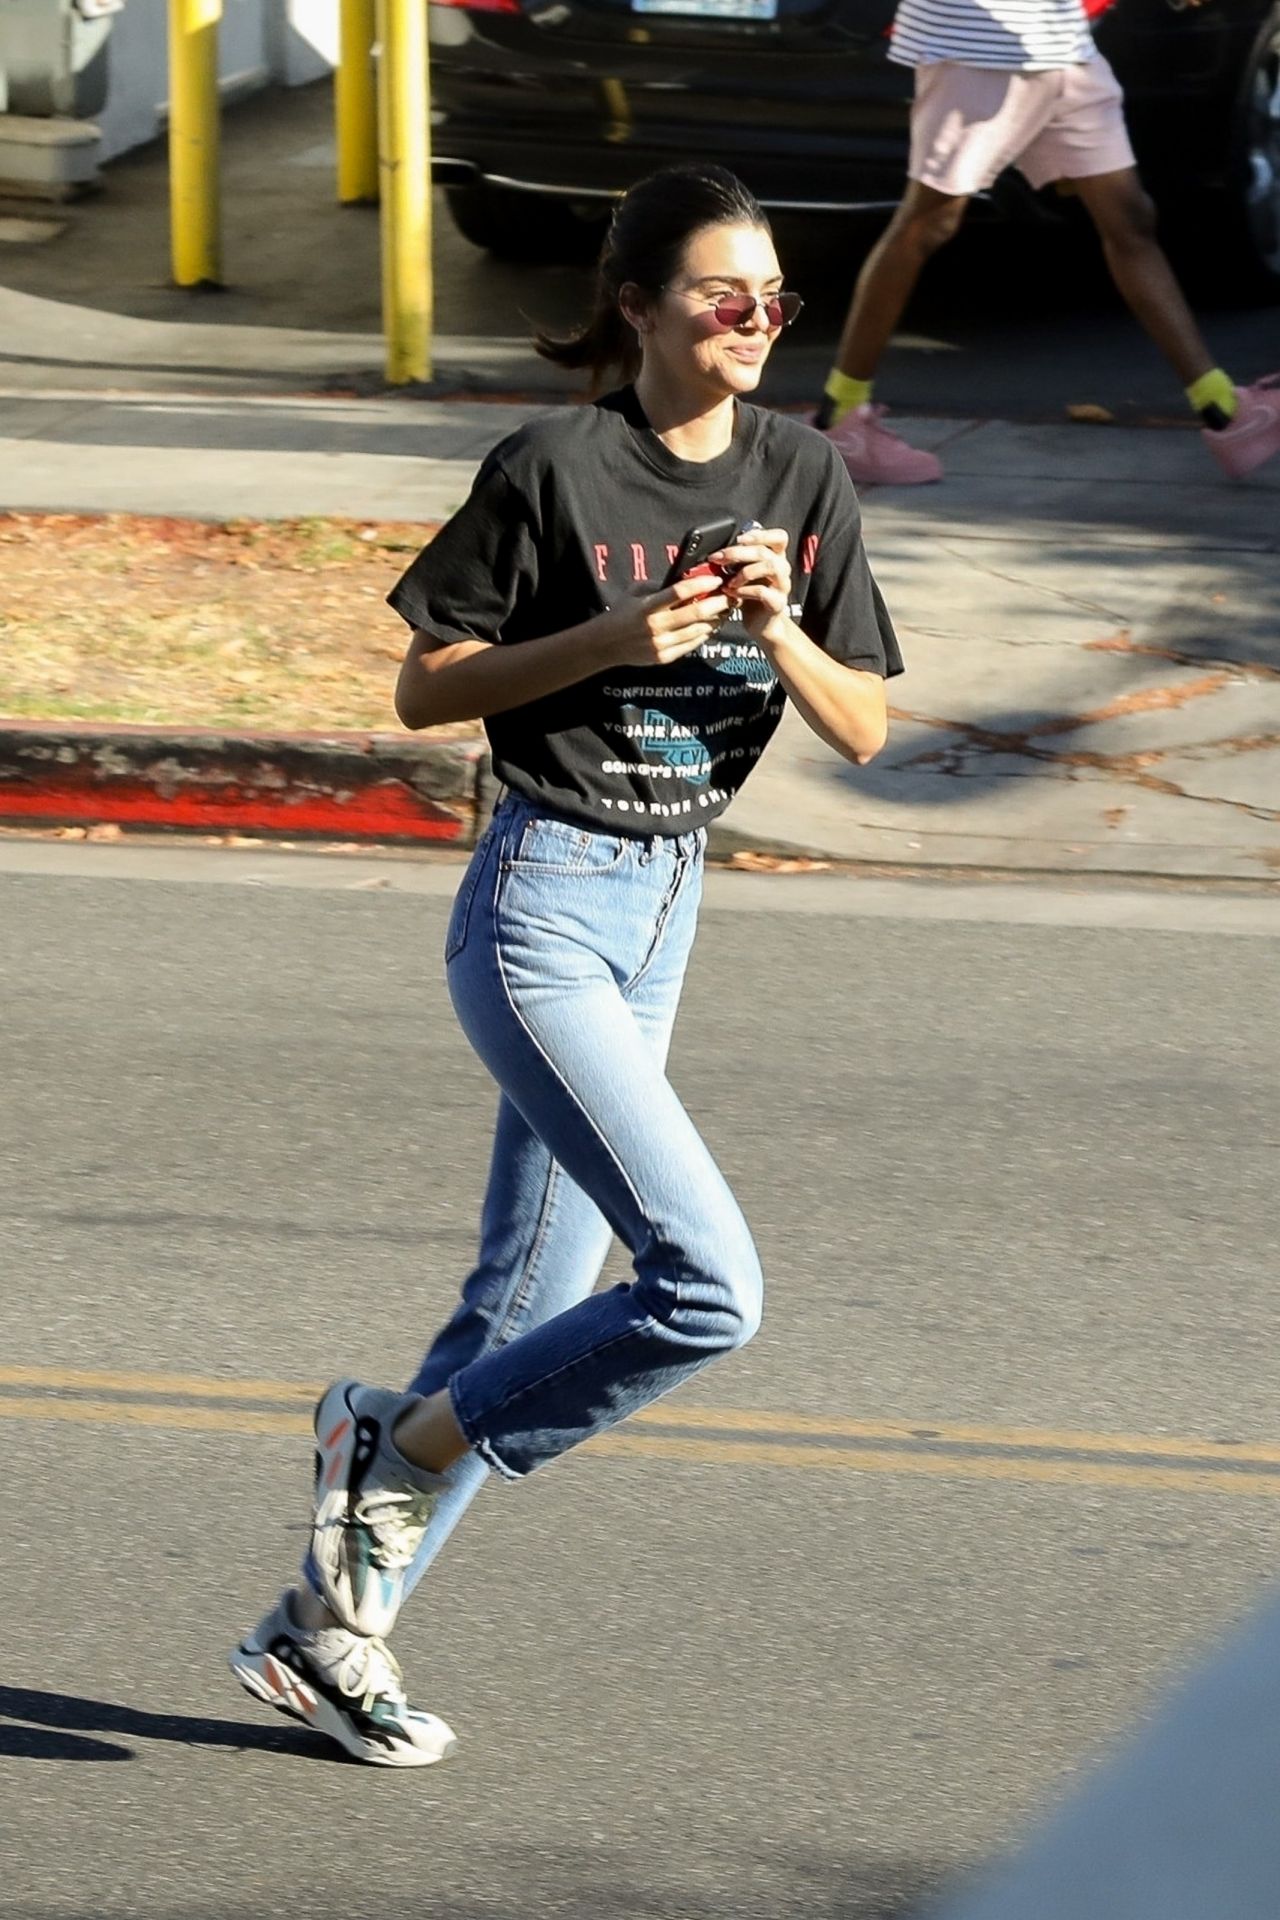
top-left (445, 183), bottom-right (608, 264)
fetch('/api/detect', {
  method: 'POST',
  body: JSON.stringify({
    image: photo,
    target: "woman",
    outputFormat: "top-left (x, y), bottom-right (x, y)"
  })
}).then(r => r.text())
top-left (232, 164), bottom-right (903, 1767)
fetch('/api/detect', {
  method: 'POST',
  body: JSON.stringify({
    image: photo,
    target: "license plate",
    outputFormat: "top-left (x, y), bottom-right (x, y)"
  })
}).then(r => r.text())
top-left (632, 0), bottom-right (778, 19)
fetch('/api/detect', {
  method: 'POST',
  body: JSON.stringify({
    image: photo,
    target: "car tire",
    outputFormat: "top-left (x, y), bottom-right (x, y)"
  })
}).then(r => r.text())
top-left (444, 183), bottom-right (608, 264)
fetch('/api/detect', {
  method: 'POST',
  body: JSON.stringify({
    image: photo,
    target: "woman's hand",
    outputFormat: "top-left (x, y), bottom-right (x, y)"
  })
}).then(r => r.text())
top-left (593, 575), bottom-right (733, 668)
top-left (714, 527), bottom-right (793, 645)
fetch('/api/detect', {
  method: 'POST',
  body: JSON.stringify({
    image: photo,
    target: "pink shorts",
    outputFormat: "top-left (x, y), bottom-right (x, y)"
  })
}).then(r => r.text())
top-left (909, 55), bottom-right (1136, 196)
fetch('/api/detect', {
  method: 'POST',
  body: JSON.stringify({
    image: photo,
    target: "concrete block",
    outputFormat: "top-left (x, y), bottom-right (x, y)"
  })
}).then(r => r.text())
top-left (0, 114), bottom-right (102, 200)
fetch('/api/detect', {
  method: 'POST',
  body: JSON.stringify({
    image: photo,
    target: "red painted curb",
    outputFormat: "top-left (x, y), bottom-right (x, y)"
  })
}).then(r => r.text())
top-left (0, 722), bottom-right (484, 843)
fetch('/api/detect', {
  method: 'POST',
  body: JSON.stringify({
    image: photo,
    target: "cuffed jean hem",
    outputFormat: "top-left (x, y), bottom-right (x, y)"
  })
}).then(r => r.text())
top-left (449, 1375), bottom-right (524, 1482)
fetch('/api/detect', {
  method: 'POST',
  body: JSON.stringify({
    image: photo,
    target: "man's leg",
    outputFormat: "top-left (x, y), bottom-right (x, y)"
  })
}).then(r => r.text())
top-left (830, 180), bottom-right (971, 394)
top-left (1071, 167), bottom-right (1214, 386)
top-left (816, 182), bottom-right (966, 484)
top-left (816, 58), bottom-right (1057, 480)
top-left (1073, 165), bottom-right (1280, 477)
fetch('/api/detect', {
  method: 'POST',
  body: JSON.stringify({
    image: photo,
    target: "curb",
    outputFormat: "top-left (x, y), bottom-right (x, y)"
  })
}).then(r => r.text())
top-left (0, 722), bottom-right (485, 844)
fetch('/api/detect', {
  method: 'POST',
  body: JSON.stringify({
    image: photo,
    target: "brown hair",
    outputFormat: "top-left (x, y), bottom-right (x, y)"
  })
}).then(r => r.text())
top-left (535, 165), bottom-right (771, 391)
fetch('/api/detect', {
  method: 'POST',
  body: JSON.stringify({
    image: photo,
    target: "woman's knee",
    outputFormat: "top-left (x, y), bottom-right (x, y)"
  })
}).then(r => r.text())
top-left (731, 1252), bottom-right (765, 1349)
top-left (641, 1233), bottom-right (764, 1353)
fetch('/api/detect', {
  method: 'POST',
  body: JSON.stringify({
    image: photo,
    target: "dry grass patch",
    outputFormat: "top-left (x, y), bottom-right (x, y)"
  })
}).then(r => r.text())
top-left (0, 512), bottom-right (479, 737)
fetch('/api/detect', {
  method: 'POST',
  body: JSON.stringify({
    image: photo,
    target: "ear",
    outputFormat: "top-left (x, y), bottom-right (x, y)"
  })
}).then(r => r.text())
top-left (618, 281), bottom-right (652, 336)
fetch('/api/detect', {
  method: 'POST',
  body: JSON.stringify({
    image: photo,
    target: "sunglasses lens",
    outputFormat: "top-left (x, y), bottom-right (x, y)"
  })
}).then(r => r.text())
top-left (713, 297), bottom-right (756, 329)
top-left (712, 292), bottom-right (804, 329)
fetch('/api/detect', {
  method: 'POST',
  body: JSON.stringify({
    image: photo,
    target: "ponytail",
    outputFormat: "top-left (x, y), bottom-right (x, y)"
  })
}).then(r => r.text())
top-left (535, 287), bottom-right (640, 391)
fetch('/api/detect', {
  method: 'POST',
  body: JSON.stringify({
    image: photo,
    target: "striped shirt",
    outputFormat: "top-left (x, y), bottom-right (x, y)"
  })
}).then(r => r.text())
top-left (890, 0), bottom-right (1095, 70)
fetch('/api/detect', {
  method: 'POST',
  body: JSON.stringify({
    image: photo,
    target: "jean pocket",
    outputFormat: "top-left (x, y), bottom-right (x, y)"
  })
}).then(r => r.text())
top-left (502, 816), bottom-right (628, 877)
top-left (445, 834), bottom-right (493, 963)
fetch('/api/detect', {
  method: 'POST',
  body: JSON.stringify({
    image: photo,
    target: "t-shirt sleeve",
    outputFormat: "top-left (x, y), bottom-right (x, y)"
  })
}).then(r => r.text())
top-left (386, 453), bottom-right (539, 645)
top-left (800, 451), bottom-right (904, 679)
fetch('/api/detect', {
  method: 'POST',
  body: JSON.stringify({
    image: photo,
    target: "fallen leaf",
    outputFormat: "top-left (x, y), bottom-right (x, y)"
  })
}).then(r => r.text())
top-left (727, 851), bottom-right (832, 873)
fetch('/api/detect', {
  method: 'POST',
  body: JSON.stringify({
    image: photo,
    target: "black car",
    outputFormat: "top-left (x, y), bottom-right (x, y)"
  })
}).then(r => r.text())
top-left (428, 0), bottom-right (1280, 293)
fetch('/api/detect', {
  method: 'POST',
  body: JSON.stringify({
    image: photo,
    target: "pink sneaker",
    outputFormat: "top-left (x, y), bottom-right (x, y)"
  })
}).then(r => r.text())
top-left (823, 403), bottom-right (943, 486)
top-left (1203, 374), bottom-right (1280, 480)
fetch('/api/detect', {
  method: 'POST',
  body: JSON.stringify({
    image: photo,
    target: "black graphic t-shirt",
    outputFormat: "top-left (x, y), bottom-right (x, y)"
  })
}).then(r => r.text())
top-left (388, 386), bottom-right (903, 834)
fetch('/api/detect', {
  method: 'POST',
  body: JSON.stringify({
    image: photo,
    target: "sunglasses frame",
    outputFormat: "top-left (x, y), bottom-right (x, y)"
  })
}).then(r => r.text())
top-left (662, 286), bottom-right (805, 331)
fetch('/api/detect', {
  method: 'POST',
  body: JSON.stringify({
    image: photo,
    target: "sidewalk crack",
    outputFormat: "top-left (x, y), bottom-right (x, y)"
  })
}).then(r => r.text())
top-left (888, 706), bottom-right (1280, 824)
top-left (932, 541), bottom-right (1129, 621)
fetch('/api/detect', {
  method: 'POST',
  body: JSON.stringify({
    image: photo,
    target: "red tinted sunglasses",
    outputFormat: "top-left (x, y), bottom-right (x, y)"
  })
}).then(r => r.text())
top-left (667, 287), bottom-right (805, 330)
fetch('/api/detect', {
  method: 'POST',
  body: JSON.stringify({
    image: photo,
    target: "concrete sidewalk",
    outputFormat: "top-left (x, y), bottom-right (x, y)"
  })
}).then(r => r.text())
top-left (3, 369), bottom-right (1278, 879)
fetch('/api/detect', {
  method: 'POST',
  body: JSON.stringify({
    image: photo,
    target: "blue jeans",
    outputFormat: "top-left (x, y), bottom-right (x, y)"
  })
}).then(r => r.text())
top-left (401, 792), bottom-right (763, 1598)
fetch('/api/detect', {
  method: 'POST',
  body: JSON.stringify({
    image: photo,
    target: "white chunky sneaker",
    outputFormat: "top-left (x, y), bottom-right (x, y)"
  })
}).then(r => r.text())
top-left (309, 1378), bottom-right (439, 1637)
top-left (229, 1592), bottom-right (456, 1768)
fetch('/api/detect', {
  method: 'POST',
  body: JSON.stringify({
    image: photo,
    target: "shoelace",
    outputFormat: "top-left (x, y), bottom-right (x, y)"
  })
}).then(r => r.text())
top-left (352, 1485), bottom-right (435, 1571)
top-left (332, 1631), bottom-right (406, 1709)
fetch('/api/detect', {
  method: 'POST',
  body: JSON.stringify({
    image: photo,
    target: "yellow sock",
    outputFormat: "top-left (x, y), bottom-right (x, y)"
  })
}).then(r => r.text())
top-left (1186, 368), bottom-right (1238, 428)
top-left (821, 370), bottom-right (874, 428)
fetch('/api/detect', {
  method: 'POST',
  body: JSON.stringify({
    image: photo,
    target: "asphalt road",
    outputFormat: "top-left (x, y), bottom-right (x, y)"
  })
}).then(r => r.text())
top-left (3, 842), bottom-right (1279, 1920)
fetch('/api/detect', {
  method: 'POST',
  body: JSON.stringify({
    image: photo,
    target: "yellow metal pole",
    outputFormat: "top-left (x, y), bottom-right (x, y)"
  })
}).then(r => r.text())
top-left (376, 0), bottom-right (432, 384)
top-left (168, 0), bottom-right (223, 287)
top-left (336, 0), bottom-right (379, 204)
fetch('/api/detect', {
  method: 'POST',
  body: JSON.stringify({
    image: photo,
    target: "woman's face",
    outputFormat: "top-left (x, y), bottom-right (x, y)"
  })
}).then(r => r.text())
top-left (629, 220), bottom-right (787, 398)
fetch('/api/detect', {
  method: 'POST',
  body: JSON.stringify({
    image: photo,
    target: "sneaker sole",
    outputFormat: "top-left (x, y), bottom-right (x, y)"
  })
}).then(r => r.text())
top-left (229, 1644), bottom-right (458, 1769)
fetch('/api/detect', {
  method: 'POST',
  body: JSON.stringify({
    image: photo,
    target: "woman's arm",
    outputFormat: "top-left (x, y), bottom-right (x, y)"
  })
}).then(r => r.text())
top-left (395, 624), bottom-right (596, 729)
top-left (393, 576), bottom-right (734, 731)
top-left (716, 527), bottom-right (890, 766)
top-left (762, 621), bottom-right (888, 766)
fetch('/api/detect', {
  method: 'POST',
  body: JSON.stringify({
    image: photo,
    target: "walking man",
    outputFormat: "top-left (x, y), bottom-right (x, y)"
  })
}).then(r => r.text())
top-left (815, 0), bottom-right (1280, 484)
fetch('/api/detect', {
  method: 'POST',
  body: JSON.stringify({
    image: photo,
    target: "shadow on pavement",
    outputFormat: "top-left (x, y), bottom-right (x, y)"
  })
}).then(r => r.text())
top-left (0, 1721), bottom-right (132, 1762)
top-left (0, 1683), bottom-right (330, 1764)
top-left (0, 350), bottom-right (321, 387)
top-left (837, 479), bottom-right (1280, 819)
top-left (24, 1203), bottom-right (473, 1249)
top-left (0, 1854), bottom-right (958, 1918)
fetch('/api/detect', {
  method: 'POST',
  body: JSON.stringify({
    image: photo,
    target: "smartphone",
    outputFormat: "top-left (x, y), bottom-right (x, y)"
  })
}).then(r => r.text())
top-left (662, 516), bottom-right (741, 590)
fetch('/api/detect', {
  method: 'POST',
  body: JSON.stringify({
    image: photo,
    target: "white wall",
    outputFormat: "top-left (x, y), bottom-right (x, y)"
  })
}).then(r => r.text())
top-left (96, 0), bottom-right (337, 162)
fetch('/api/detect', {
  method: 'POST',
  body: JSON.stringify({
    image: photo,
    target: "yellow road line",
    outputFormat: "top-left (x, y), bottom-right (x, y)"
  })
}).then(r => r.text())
top-left (2, 1365), bottom-right (1275, 1470)
top-left (595, 1431), bottom-right (1280, 1498)
top-left (0, 1364), bottom-right (318, 1402)
top-left (0, 1395), bottom-right (310, 1437)
top-left (633, 1402), bottom-right (1280, 1467)
top-left (4, 1390), bottom-right (1280, 1498)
